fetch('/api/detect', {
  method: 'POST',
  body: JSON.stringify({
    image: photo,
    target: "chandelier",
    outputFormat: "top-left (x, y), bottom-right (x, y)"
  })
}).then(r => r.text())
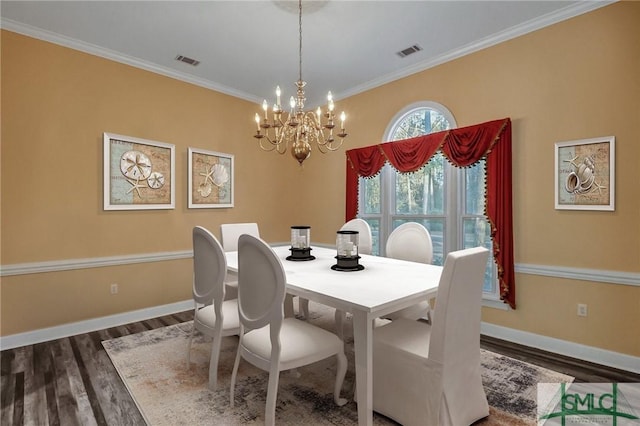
top-left (253, 0), bottom-right (348, 166)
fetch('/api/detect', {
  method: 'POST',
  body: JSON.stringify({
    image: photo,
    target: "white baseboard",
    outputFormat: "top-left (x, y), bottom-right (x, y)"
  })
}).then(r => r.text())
top-left (481, 322), bottom-right (640, 375)
top-left (2, 299), bottom-right (637, 377)
top-left (0, 300), bottom-right (193, 351)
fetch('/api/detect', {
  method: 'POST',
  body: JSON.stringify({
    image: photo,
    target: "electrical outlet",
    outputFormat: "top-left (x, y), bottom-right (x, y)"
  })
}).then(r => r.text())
top-left (110, 283), bottom-right (119, 295)
top-left (577, 303), bottom-right (587, 317)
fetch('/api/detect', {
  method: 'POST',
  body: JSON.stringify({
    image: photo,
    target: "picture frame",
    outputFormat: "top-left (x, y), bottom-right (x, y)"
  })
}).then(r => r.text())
top-left (188, 147), bottom-right (234, 208)
top-left (554, 136), bottom-right (615, 211)
top-left (103, 132), bottom-right (175, 210)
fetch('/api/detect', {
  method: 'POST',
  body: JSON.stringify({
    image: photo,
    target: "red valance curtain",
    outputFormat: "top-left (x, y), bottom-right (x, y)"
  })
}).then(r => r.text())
top-left (345, 118), bottom-right (515, 309)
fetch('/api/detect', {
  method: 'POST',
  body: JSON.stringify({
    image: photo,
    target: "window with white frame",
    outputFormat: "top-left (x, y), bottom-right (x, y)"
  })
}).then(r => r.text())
top-left (358, 102), bottom-right (499, 299)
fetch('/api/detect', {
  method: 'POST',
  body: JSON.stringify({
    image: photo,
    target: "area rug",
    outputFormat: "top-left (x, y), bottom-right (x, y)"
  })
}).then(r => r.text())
top-left (103, 305), bottom-right (573, 425)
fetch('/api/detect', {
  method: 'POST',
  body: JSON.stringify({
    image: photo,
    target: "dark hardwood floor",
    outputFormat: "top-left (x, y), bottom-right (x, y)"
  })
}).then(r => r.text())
top-left (480, 335), bottom-right (639, 383)
top-left (2, 310), bottom-right (638, 425)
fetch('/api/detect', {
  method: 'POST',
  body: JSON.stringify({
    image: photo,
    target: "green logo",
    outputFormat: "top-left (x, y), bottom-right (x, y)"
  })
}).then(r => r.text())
top-left (538, 383), bottom-right (640, 425)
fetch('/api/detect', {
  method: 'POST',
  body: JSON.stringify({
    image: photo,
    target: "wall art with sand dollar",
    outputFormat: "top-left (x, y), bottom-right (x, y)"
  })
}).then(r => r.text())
top-left (104, 132), bottom-right (175, 210)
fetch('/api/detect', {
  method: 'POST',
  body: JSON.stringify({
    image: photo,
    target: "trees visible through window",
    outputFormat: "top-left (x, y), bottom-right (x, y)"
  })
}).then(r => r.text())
top-left (358, 102), bottom-right (499, 298)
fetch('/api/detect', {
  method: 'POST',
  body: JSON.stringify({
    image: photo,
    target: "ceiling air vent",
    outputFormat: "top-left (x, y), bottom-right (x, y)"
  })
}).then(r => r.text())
top-left (175, 55), bottom-right (200, 66)
top-left (396, 44), bottom-right (423, 58)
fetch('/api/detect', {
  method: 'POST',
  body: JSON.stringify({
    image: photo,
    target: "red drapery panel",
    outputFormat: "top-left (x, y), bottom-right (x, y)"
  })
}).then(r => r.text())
top-left (345, 118), bottom-right (515, 308)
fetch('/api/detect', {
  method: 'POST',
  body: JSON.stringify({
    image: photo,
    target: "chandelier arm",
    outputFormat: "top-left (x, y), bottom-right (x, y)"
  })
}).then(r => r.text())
top-left (321, 140), bottom-right (345, 152)
top-left (276, 143), bottom-right (287, 155)
top-left (316, 130), bottom-right (345, 152)
top-left (257, 132), bottom-right (285, 155)
top-left (258, 138), bottom-right (278, 152)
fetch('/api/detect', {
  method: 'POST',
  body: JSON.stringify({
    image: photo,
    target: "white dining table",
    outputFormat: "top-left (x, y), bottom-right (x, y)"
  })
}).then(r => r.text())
top-left (225, 245), bottom-right (442, 426)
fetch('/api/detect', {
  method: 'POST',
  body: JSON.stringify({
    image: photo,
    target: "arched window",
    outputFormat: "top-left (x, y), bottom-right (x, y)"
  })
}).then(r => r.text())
top-left (358, 102), bottom-right (500, 300)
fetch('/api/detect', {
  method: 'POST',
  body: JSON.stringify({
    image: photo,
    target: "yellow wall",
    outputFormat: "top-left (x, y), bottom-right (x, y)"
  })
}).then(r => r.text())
top-left (2, 2), bottom-right (639, 357)
top-left (296, 1), bottom-right (640, 356)
top-left (0, 30), bottom-right (312, 334)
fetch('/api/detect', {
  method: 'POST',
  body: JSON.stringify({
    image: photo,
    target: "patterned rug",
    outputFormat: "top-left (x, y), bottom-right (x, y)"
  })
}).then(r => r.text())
top-left (103, 304), bottom-right (573, 425)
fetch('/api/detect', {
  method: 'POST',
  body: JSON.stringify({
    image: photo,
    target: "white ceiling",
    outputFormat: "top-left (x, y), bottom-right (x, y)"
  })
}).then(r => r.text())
top-left (1, 1), bottom-right (611, 109)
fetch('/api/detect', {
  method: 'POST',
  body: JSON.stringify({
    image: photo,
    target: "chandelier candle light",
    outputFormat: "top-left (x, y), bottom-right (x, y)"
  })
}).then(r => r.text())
top-left (253, 0), bottom-right (348, 166)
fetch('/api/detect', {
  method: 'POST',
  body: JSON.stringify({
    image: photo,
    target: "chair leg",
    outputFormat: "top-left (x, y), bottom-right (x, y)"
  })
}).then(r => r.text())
top-left (424, 305), bottom-right (432, 324)
top-left (424, 298), bottom-right (434, 323)
top-left (230, 339), bottom-right (243, 408)
top-left (334, 309), bottom-right (345, 341)
top-left (284, 294), bottom-right (295, 318)
top-left (224, 281), bottom-right (238, 300)
top-left (208, 336), bottom-right (222, 390)
top-left (265, 365), bottom-right (280, 426)
top-left (299, 298), bottom-right (310, 319)
top-left (186, 322), bottom-right (196, 368)
top-left (334, 351), bottom-right (348, 406)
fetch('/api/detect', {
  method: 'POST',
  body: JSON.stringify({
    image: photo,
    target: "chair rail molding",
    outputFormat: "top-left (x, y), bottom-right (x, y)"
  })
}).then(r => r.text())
top-left (515, 263), bottom-right (640, 287)
top-left (2, 252), bottom-right (638, 287)
top-left (0, 250), bottom-right (193, 276)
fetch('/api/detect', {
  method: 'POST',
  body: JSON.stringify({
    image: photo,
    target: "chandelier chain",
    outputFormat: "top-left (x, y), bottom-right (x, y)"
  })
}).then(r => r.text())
top-left (298, 0), bottom-right (303, 84)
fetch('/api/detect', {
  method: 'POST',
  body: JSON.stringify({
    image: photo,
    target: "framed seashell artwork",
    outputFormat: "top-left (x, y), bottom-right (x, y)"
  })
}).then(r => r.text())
top-left (103, 133), bottom-right (175, 210)
top-left (554, 136), bottom-right (615, 211)
top-left (188, 147), bottom-right (234, 208)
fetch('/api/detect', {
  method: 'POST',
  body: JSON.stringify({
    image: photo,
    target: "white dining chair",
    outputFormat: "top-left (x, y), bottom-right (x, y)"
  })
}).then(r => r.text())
top-left (386, 221), bottom-right (433, 263)
top-left (230, 234), bottom-right (348, 426)
top-left (221, 222), bottom-right (260, 252)
top-left (371, 246), bottom-right (490, 426)
top-left (186, 226), bottom-right (240, 390)
top-left (329, 218), bottom-right (375, 338)
top-left (220, 222), bottom-right (260, 301)
top-left (341, 218), bottom-right (373, 255)
top-left (221, 222), bottom-right (297, 318)
top-left (383, 222), bottom-right (434, 321)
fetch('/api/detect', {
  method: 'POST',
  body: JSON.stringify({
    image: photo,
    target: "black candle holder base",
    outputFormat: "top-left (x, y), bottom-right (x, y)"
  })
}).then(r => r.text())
top-left (286, 247), bottom-right (315, 261)
top-left (331, 256), bottom-right (364, 272)
top-left (330, 264), bottom-right (365, 272)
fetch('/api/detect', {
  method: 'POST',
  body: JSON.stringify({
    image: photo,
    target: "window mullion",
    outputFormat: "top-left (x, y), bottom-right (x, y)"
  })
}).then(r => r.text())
top-left (444, 162), bottom-right (458, 256)
top-left (381, 165), bottom-right (393, 256)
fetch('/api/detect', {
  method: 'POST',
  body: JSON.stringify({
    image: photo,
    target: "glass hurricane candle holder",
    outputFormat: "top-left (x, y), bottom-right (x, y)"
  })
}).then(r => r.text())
top-left (286, 225), bottom-right (315, 261)
top-left (331, 230), bottom-right (364, 271)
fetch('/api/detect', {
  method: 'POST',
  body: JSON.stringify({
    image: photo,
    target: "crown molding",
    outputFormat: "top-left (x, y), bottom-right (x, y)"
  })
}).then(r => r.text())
top-left (339, 1), bottom-right (616, 101)
top-left (2, 1), bottom-right (615, 104)
top-left (0, 18), bottom-right (261, 104)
